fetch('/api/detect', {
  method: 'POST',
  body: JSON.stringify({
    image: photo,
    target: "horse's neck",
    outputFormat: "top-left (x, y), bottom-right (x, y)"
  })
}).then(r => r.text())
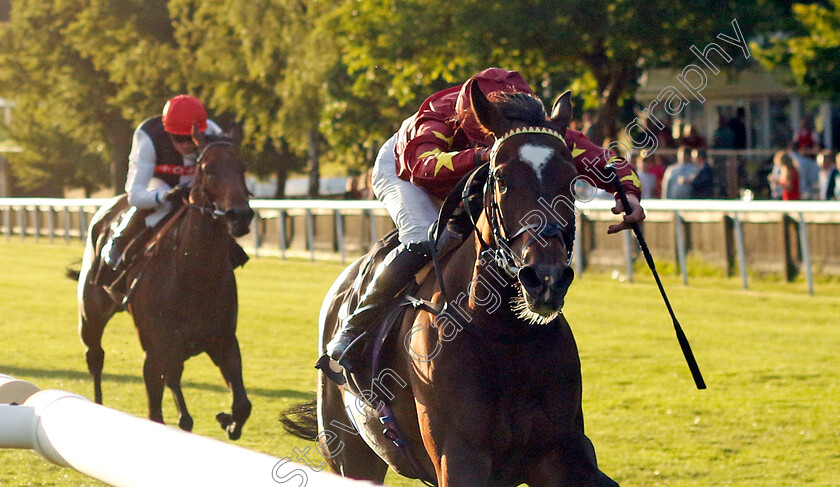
top-left (442, 231), bottom-right (520, 323)
top-left (175, 208), bottom-right (230, 270)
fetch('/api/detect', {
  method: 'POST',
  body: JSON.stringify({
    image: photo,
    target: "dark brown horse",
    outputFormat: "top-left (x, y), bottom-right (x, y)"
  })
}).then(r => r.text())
top-left (285, 84), bottom-right (618, 485)
top-left (75, 130), bottom-right (254, 440)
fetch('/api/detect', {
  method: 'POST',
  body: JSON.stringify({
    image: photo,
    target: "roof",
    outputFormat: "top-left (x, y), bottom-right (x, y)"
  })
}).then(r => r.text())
top-left (636, 65), bottom-right (798, 102)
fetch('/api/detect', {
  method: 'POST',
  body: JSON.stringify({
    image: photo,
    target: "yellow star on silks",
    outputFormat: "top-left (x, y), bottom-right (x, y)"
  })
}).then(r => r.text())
top-left (621, 172), bottom-right (642, 189)
top-left (434, 152), bottom-right (455, 176)
top-left (571, 143), bottom-right (586, 158)
top-left (433, 131), bottom-right (454, 146)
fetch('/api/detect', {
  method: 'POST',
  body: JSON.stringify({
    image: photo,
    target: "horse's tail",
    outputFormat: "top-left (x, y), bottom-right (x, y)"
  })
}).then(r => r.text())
top-left (279, 399), bottom-right (318, 441)
top-left (65, 259), bottom-right (82, 281)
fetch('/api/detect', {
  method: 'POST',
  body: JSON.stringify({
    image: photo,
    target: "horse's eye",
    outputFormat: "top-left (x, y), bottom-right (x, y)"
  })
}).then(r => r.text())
top-left (495, 176), bottom-right (508, 194)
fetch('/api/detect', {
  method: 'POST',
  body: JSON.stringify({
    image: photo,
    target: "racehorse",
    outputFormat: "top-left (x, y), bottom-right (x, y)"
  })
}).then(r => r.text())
top-left (283, 83), bottom-right (618, 485)
top-left (74, 129), bottom-right (254, 440)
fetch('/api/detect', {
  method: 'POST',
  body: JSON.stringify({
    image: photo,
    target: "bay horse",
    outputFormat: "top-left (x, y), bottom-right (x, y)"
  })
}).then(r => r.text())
top-left (74, 129), bottom-right (254, 440)
top-left (284, 83), bottom-right (618, 486)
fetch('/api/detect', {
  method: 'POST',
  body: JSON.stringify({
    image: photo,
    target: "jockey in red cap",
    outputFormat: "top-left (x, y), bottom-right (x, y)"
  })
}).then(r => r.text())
top-left (102, 95), bottom-right (222, 273)
top-left (326, 68), bottom-right (645, 370)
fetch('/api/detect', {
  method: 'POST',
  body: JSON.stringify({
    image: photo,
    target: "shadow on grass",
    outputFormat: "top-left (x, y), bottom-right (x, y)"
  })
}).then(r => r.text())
top-left (0, 364), bottom-right (311, 400)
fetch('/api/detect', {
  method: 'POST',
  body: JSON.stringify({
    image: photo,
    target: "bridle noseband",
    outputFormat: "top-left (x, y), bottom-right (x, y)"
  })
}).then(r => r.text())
top-left (466, 127), bottom-right (576, 279)
top-left (189, 140), bottom-right (238, 219)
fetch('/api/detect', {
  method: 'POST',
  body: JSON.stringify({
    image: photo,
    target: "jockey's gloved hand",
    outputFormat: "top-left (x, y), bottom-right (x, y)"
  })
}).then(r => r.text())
top-left (165, 184), bottom-right (191, 204)
top-left (474, 146), bottom-right (491, 166)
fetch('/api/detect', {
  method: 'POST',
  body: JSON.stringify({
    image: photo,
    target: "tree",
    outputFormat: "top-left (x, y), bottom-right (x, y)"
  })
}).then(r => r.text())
top-left (755, 0), bottom-right (840, 99)
top-left (325, 0), bottom-right (806, 144)
top-left (170, 0), bottom-right (331, 197)
top-left (0, 0), bottom-right (130, 195)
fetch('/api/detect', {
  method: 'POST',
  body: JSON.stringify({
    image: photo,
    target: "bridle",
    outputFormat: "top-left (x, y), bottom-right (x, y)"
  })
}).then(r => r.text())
top-left (465, 126), bottom-right (576, 279)
top-left (189, 140), bottom-right (239, 219)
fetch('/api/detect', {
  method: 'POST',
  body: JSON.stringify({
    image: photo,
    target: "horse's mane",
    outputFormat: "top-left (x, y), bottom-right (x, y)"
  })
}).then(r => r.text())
top-left (203, 133), bottom-right (235, 144)
top-left (487, 92), bottom-right (549, 128)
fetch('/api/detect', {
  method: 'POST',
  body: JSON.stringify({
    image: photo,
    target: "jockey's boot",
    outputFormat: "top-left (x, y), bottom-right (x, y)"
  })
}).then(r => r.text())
top-left (326, 239), bottom-right (434, 371)
top-left (103, 207), bottom-right (148, 271)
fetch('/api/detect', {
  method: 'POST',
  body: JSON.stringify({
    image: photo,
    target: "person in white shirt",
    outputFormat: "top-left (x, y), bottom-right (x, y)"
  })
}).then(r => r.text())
top-left (103, 95), bottom-right (222, 270)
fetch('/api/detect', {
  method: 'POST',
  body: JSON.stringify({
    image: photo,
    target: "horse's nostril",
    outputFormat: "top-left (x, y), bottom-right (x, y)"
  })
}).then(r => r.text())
top-left (518, 266), bottom-right (542, 293)
top-left (558, 265), bottom-right (575, 289)
top-left (225, 208), bottom-right (254, 223)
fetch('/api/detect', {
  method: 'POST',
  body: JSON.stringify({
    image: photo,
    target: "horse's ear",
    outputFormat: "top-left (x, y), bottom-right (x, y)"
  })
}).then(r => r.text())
top-left (192, 123), bottom-right (206, 148)
top-left (550, 90), bottom-right (573, 133)
top-left (470, 81), bottom-right (504, 136)
top-left (227, 124), bottom-right (244, 146)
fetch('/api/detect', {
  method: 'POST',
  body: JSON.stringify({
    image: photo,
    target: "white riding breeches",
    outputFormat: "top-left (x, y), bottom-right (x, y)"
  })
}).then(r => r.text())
top-left (371, 134), bottom-right (441, 244)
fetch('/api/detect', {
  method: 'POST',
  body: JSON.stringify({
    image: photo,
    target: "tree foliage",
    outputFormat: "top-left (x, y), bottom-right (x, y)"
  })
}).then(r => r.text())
top-left (755, 0), bottom-right (840, 99)
top-left (0, 0), bottom-right (828, 195)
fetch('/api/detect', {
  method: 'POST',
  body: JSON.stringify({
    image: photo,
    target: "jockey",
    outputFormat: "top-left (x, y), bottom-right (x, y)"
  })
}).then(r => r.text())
top-left (103, 94), bottom-right (222, 271)
top-left (326, 68), bottom-right (645, 370)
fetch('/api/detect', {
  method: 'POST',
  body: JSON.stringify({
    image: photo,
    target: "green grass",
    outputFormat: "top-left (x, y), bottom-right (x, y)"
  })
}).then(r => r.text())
top-left (1, 240), bottom-right (839, 486)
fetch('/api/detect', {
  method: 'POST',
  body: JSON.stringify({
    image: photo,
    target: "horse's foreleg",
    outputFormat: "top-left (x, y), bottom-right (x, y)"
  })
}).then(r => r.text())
top-left (438, 439), bottom-right (492, 487)
top-left (143, 353), bottom-right (166, 424)
top-left (208, 337), bottom-right (251, 440)
top-left (78, 283), bottom-right (116, 405)
top-left (527, 435), bottom-right (619, 487)
top-left (165, 361), bottom-right (193, 432)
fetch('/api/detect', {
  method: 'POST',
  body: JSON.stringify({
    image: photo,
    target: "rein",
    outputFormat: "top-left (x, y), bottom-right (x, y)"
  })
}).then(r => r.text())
top-left (188, 140), bottom-right (237, 219)
top-left (464, 126), bottom-right (575, 279)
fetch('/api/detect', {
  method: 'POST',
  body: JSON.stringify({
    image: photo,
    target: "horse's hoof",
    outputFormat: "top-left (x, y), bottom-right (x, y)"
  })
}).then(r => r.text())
top-left (179, 415), bottom-right (194, 432)
top-left (226, 425), bottom-right (242, 441)
top-left (216, 412), bottom-right (233, 429)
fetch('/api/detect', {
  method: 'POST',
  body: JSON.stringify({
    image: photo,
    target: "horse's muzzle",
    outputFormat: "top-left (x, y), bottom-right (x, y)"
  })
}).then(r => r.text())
top-left (225, 207), bottom-right (255, 238)
top-left (518, 264), bottom-right (575, 313)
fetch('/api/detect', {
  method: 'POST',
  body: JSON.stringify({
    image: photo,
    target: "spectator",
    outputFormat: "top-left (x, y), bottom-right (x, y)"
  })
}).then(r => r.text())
top-left (344, 168), bottom-right (374, 200)
top-left (712, 114), bottom-right (735, 149)
top-left (646, 154), bottom-right (667, 198)
top-left (712, 114), bottom-right (736, 198)
top-left (661, 146), bottom-right (698, 199)
top-left (771, 152), bottom-right (800, 201)
top-left (636, 155), bottom-right (656, 200)
top-left (817, 151), bottom-right (839, 200)
top-left (768, 151), bottom-right (784, 200)
top-left (680, 123), bottom-right (707, 149)
top-left (794, 117), bottom-right (818, 153)
top-left (728, 107), bottom-right (747, 149)
top-left (790, 141), bottom-right (820, 199)
top-left (836, 153), bottom-right (840, 200)
top-left (686, 149), bottom-right (715, 199)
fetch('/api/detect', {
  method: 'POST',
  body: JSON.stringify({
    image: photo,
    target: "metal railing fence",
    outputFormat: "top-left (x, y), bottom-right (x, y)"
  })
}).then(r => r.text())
top-left (3, 197), bottom-right (839, 294)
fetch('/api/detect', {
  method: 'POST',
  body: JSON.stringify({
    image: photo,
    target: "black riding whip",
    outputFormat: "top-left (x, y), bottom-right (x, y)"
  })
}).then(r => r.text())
top-left (607, 166), bottom-right (706, 390)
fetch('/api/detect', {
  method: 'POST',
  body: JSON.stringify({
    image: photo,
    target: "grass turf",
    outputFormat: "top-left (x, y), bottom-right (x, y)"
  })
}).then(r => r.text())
top-left (1, 240), bottom-right (838, 486)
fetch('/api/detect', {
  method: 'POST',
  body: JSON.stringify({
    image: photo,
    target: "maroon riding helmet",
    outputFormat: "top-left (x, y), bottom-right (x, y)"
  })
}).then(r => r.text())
top-left (455, 68), bottom-right (534, 145)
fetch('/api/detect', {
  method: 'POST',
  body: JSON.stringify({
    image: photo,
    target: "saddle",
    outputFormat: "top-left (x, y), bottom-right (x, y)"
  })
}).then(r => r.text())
top-left (92, 205), bottom-right (186, 305)
top-left (316, 229), bottom-right (409, 393)
top-left (317, 162), bottom-right (491, 399)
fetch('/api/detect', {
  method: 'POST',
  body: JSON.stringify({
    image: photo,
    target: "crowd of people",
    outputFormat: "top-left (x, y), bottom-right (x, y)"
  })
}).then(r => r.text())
top-left (344, 108), bottom-right (839, 202)
top-left (631, 114), bottom-right (839, 201)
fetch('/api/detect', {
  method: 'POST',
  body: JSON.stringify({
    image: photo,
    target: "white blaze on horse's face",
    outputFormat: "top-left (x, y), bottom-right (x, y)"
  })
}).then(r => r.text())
top-left (518, 144), bottom-right (554, 184)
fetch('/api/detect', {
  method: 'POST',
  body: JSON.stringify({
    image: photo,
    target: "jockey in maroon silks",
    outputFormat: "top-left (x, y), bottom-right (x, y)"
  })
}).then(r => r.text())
top-left (326, 68), bottom-right (645, 370)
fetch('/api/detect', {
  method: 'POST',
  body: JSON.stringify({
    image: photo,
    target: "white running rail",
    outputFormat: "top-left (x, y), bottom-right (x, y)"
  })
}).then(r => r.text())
top-left (0, 374), bottom-right (368, 487)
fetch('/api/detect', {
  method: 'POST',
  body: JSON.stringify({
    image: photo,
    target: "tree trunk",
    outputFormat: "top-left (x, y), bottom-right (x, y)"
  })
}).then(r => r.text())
top-left (275, 165), bottom-right (288, 199)
top-left (307, 129), bottom-right (320, 198)
top-left (590, 74), bottom-right (630, 146)
top-left (108, 125), bottom-right (132, 195)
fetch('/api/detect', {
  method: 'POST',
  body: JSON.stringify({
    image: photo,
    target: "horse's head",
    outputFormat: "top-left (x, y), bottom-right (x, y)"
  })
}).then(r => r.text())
top-left (471, 82), bottom-right (577, 325)
top-left (190, 127), bottom-right (254, 238)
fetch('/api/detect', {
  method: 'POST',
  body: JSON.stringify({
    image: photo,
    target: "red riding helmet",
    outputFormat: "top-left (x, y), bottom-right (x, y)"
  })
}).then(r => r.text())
top-left (162, 95), bottom-right (208, 135)
top-left (455, 68), bottom-right (533, 144)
